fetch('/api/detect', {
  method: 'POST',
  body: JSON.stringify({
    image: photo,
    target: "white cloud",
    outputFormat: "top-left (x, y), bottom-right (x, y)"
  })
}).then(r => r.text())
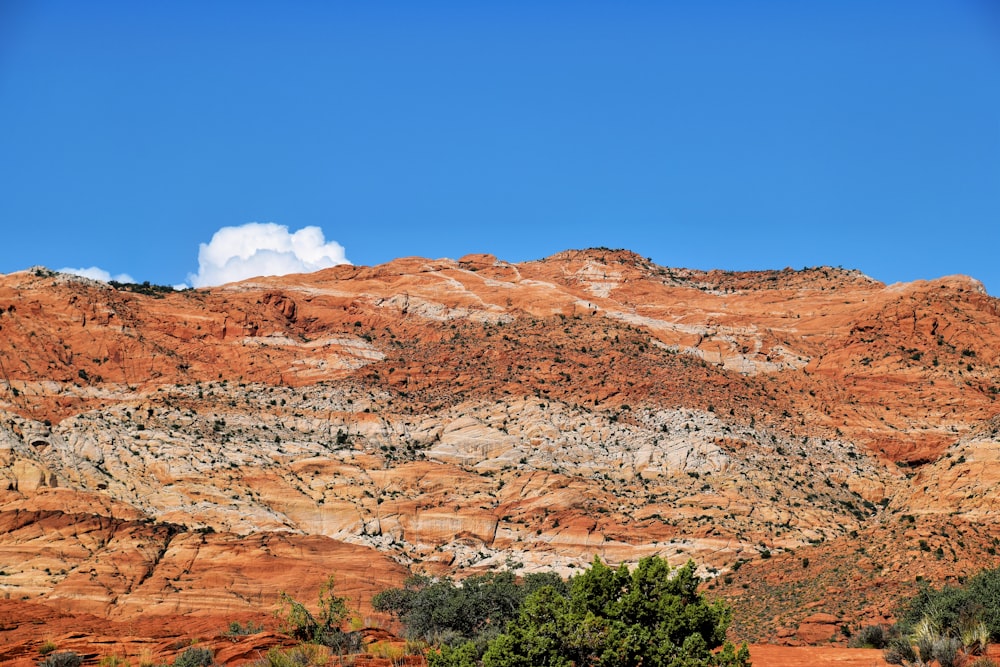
top-left (188, 223), bottom-right (351, 288)
top-left (59, 266), bottom-right (136, 284)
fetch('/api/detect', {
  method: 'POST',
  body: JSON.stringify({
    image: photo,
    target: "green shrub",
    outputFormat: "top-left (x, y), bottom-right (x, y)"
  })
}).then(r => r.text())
top-left (967, 658), bottom-right (999, 667)
top-left (274, 575), bottom-right (361, 652)
top-left (224, 620), bottom-right (264, 637)
top-left (847, 624), bottom-right (889, 649)
top-left (173, 647), bottom-right (213, 667)
top-left (961, 619), bottom-right (991, 656)
top-left (373, 569), bottom-right (567, 645)
top-left (899, 565), bottom-right (1000, 640)
top-left (39, 653), bottom-right (82, 667)
top-left (276, 575), bottom-right (350, 642)
top-left (108, 280), bottom-right (178, 298)
top-left (251, 644), bottom-right (329, 667)
top-left (427, 641), bottom-right (479, 667)
top-left (481, 556), bottom-right (749, 667)
top-left (884, 613), bottom-right (985, 667)
top-left (883, 637), bottom-right (917, 665)
top-left (912, 616), bottom-right (942, 664)
top-left (316, 627), bottom-right (362, 653)
top-left (931, 636), bottom-right (962, 667)
top-left (98, 657), bottom-right (130, 667)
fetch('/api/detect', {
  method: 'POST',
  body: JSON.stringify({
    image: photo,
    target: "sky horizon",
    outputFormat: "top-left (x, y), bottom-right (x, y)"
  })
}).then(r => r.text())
top-left (2, 2), bottom-right (998, 293)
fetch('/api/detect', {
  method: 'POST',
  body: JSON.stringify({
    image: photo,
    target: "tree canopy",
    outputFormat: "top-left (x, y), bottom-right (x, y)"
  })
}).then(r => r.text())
top-left (419, 556), bottom-right (750, 667)
top-left (373, 569), bottom-right (567, 645)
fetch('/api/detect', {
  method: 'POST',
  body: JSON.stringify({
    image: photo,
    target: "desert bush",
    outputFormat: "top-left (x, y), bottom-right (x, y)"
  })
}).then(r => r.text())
top-left (883, 637), bottom-right (917, 665)
top-left (99, 656), bottom-right (130, 667)
top-left (276, 575), bottom-right (355, 648)
top-left (403, 638), bottom-right (429, 656)
top-left (316, 628), bottom-right (362, 654)
top-left (427, 641), bottom-right (479, 667)
top-left (172, 646), bottom-right (213, 667)
top-left (890, 568), bottom-right (1000, 666)
top-left (108, 280), bottom-right (177, 297)
top-left (368, 641), bottom-right (404, 661)
top-left (966, 658), bottom-right (999, 667)
top-left (251, 644), bottom-right (330, 667)
top-left (38, 653), bottom-right (82, 667)
top-left (381, 556), bottom-right (746, 666)
top-left (961, 619), bottom-right (991, 656)
top-left (847, 624), bottom-right (890, 649)
top-left (912, 615), bottom-right (941, 664)
top-left (225, 619), bottom-right (264, 637)
top-left (373, 569), bottom-right (567, 645)
top-left (276, 591), bottom-right (319, 641)
top-left (38, 641), bottom-right (58, 656)
top-left (899, 565), bottom-right (1000, 640)
top-left (137, 649), bottom-right (158, 667)
top-left (931, 636), bottom-right (962, 667)
top-left (883, 613), bottom-right (986, 667)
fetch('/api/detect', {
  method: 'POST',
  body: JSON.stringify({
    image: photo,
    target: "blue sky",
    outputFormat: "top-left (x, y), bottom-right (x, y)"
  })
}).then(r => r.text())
top-left (1, 1), bottom-right (998, 292)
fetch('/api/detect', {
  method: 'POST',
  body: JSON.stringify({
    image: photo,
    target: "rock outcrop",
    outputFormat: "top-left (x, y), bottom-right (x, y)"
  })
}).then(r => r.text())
top-left (0, 249), bottom-right (998, 656)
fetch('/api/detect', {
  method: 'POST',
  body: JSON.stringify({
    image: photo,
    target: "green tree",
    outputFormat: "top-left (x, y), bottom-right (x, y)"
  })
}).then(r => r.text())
top-left (428, 641), bottom-right (481, 667)
top-left (481, 556), bottom-right (749, 667)
top-left (317, 575), bottom-right (350, 629)
top-left (374, 570), bottom-right (568, 645)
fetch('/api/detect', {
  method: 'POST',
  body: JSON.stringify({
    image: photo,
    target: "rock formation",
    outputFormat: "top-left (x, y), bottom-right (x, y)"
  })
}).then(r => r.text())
top-left (0, 250), bottom-right (998, 658)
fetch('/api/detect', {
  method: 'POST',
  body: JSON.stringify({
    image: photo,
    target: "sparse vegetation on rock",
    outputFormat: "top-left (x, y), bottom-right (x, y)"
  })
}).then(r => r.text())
top-left (1, 251), bottom-right (1000, 658)
top-left (880, 565), bottom-right (1000, 666)
top-left (274, 575), bottom-right (363, 653)
top-left (172, 646), bottom-right (214, 667)
top-left (38, 652), bottom-right (82, 667)
top-left (848, 624), bottom-right (890, 649)
top-left (898, 566), bottom-right (1000, 641)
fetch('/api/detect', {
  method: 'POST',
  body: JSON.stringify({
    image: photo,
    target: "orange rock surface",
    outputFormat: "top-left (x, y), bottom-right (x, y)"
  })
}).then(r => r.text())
top-left (0, 249), bottom-right (998, 657)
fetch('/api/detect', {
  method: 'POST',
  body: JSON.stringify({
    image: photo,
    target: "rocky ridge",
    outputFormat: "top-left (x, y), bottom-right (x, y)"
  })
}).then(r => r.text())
top-left (0, 249), bottom-right (998, 656)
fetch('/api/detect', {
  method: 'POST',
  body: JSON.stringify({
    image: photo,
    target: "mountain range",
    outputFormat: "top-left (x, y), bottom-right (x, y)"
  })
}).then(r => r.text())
top-left (1, 248), bottom-right (998, 659)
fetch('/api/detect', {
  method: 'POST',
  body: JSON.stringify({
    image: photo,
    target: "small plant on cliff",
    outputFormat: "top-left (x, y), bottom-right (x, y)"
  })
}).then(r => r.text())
top-left (848, 624), bottom-right (890, 649)
top-left (224, 619), bottom-right (264, 637)
top-left (108, 280), bottom-right (179, 298)
top-left (275, 575), bottom-right (361, 652)
top-left (38, 652), bottom-right (82, 667)
top-left (99, 656), bottom-right (130, 667)
top-left (172, 647), bottom-right (213, 667)
top-left (249, 644), bottom-right (330, 667)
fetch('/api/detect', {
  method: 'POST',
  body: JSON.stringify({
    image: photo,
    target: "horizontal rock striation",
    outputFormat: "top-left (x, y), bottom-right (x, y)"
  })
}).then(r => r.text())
top-left (0, 249), bottom-right (997, 650)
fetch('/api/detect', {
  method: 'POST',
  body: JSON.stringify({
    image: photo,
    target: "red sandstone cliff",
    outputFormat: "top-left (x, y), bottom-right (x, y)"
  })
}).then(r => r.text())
top-left (0, 249), bottom-right (998, 658)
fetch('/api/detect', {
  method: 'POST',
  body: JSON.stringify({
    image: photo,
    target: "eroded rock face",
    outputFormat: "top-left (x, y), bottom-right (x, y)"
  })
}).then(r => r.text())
top-left (0, 249), bottom-right (998, 647)
top-left (893, 416), bottom-right (1000, 519)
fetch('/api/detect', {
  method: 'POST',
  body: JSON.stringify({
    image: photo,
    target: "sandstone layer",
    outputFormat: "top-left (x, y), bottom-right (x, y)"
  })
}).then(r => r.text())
top-left (0, 250), bottom-right (998, 656)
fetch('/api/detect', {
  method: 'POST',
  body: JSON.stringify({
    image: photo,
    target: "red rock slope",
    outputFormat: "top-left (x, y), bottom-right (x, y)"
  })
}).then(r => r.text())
top-left (0, 249), bottom-right (998, 654)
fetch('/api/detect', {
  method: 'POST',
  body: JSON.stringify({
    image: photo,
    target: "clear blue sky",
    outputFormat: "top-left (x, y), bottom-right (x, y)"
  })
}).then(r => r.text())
top-left (2, 1), bottom-right (998, 292)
